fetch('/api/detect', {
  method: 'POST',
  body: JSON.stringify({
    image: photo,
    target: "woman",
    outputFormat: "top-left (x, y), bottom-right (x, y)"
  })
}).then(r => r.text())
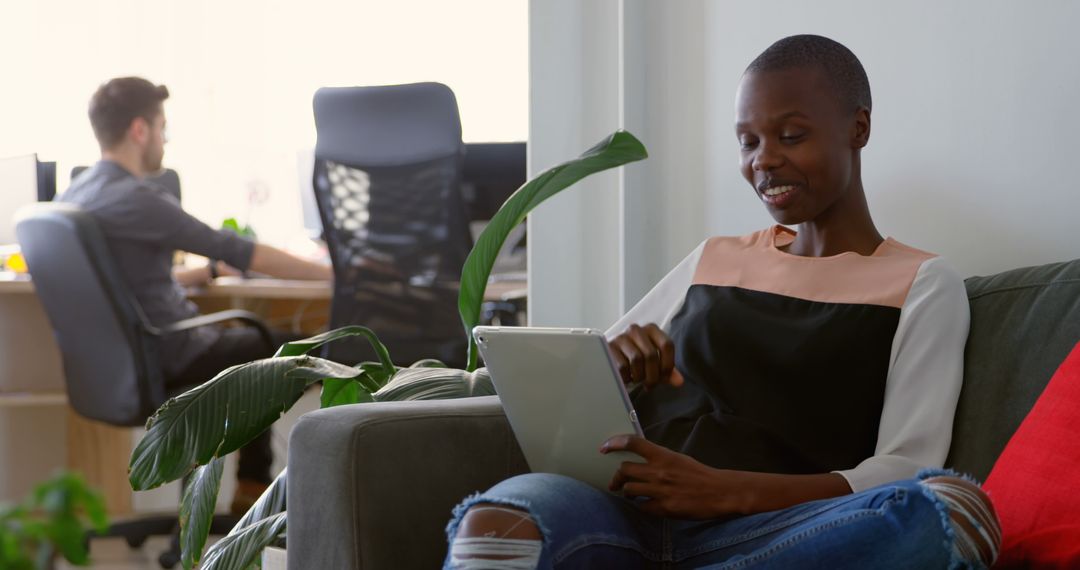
top-left (445, 35), bottom-right (1001, 569)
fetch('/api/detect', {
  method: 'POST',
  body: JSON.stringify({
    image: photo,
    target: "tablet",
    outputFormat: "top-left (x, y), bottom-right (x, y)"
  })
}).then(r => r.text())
top-left (473, 326), bottom-right (644, 491)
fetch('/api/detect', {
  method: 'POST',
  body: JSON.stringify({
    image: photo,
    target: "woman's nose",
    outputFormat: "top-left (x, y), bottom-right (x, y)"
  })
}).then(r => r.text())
top-left (752, 142), bottom-right (783, 172)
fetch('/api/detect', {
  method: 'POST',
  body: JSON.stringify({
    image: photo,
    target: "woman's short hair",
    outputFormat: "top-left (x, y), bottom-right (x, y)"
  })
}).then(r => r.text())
top-left (746, 35), bottom-right (871, 113)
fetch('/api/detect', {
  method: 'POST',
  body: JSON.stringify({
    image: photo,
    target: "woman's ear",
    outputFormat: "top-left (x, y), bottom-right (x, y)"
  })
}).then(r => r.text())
top-left (852, 107), bottom-right (871, 149)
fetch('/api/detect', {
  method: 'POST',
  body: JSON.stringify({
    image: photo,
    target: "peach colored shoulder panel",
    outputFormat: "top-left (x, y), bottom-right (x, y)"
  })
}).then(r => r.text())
top-left (690, 228), bottom-right (935, 309)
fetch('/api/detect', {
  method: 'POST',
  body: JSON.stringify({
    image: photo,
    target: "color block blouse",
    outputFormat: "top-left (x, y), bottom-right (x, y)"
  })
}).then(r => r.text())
top-left (605, 226), bottom-right (970, 492)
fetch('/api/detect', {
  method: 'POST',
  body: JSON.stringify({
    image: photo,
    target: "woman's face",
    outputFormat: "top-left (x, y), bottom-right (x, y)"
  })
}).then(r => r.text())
top-left (734, 67), bottom-right (866, 226)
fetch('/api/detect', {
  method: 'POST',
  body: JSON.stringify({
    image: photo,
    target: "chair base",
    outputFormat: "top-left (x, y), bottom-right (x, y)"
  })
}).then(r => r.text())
top-left (89, 513), bottom-right (241, 569)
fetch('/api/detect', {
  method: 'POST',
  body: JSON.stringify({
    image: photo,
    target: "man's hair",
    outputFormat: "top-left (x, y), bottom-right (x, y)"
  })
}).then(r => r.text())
top-left (746, 35), bottom-right (871, 113)
top-left (88, 77), bottom-right (169, 148)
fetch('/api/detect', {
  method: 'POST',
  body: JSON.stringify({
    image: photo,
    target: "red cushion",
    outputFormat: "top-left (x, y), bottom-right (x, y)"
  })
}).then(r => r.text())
top-left (984, 341), bottom-right (1080, 568)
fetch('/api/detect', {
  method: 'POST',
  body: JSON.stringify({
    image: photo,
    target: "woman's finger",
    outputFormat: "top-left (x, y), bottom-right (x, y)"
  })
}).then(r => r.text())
top-left (627, 324), bottom-right (662, 388)
top-left (608, 461), bottom-right (650, 492)
top-left (608, 342), bottom-right (633, 385)
top-left (613, 334), bottom-right (645, 385)
top-left (642, 324), bottom-right (677, 385)
top-left (622, 482), bottom-right (661, 504)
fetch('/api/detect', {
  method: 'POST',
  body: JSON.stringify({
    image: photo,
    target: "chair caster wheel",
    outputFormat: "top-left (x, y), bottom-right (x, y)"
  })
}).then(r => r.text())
top-left (158, 548), bottom-right (181, 568)
top-left (125, 534), bottom-right (148, 548)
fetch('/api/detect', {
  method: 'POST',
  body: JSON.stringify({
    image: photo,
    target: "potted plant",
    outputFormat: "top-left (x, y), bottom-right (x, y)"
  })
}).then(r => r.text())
top-left (127, 130), bottom-right (648, 569)
top-left (0, 471), bottom-right (108, 570)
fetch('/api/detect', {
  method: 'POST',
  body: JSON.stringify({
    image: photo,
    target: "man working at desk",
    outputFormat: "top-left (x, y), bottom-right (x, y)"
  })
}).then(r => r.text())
top-left (59, 76), bottom-right (332, 512)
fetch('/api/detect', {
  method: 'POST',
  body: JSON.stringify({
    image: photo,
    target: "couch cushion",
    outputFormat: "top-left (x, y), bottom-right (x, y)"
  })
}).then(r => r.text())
top-left (945, 259), bottom-right (1080, 479)
top-left (983, 341), bottom-right (1080, 568)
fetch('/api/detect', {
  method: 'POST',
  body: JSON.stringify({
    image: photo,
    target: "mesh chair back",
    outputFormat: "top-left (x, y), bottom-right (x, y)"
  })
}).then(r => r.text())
top-left (312, 83), bottom-right (471, 367)
top-left (15, 203), bottom-right (164, 426)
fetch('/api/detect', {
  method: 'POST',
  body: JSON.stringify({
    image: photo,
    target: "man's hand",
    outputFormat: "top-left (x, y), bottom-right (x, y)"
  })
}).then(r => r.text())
top-left (608, 323), bottom-right (685, 389)
top-left (601, 434), bottom-right (750, 519)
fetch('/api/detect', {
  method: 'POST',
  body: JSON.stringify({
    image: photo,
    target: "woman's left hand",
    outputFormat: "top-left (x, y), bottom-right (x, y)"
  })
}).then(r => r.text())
top-left (601, 435), bottom-right (751, 519)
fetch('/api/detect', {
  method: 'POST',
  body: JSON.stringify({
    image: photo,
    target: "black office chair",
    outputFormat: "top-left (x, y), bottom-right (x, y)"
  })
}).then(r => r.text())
top-left (71, 166), bottom-right (182, 203)
top-left (312, 82), bottom-right (473, 368)
top-left (14, 202), bottom-right (271, 568)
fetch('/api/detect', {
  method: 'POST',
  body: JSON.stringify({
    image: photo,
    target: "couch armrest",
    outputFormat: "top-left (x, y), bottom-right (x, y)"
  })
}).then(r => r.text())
top-left (286, 395), bottom-right (528, 570)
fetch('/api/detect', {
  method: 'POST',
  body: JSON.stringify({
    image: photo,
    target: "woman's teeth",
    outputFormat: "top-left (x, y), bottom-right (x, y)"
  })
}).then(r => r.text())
top-left (764, 185), bottom-right (795, 196)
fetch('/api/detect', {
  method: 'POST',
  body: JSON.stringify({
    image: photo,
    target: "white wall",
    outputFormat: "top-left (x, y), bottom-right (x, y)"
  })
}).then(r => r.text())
top-left (529, 0), bottom-right (1080, 329)
top-left (528, 0), bottom-right (707, 329)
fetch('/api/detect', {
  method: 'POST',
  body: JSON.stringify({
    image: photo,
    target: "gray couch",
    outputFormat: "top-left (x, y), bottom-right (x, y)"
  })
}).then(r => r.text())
top-left (287, 259), bottom-right (1080, 569)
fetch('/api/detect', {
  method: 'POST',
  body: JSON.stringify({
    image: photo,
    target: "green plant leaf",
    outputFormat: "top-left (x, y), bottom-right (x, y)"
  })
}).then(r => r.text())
top-left (27, 471), bottom-right (107, 565)
top-left (129, 356), bottom-right (359, 490)
top-left (458, 130), bottom-right (648, 370)
top-left (358, 361), bottom-right (397, 386)
top-left (200, 511), bottom-right (286, 570)
top-left (187, 470), bottom-right (290, 570)
top-left (72, 483), bottom-right (108, 535)
top-left (409, 358), bottom-right (447, 368)
top-left (232, 470), bottom-right (287, 533)
top-left (320, 378), bottom-right (361, 408)
top-left (42, 516), bottom-right (83, 565)
top-left (274, 326), bottom-right (395, 374)
top-left (373, 367), bottom-right (495, 402)
top-left (179, 457), bottom-right (224, 569)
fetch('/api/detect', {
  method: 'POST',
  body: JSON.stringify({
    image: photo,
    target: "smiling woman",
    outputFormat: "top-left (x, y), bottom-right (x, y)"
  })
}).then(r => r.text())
top-left (0, 0), bottom-right (527, 247)
top-left (735, 70), bottom-right (874, 247)
top-left (444, 34), bottom-right (1000, 570)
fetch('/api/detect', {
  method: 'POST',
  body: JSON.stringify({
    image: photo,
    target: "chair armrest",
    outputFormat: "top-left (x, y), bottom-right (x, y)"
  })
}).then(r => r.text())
top-left (286, 395), bottom-right (528, 570)
top-left (150, 310), bottom-right (273, 350)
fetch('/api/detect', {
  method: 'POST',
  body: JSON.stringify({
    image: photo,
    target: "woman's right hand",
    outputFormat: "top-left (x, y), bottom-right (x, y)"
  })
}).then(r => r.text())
top-left (608, 323), bottom-right (685, 390)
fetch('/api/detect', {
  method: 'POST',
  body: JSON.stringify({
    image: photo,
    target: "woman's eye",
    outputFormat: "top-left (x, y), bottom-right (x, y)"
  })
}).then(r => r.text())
top-left (780, 133), bottom-right (805, 143)
top-left (739, 139), bottom-right (757, 150)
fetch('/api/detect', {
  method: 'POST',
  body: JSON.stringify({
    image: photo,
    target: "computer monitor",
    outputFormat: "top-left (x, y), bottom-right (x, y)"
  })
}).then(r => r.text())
top-left (0, 154), bottom-right (42, 244)
top-left (36, 160), bottom-right (56, 202)
top-left (461, 142), bottom-right (526, 221)
top-left (296, 149), bottom-right (322, 239)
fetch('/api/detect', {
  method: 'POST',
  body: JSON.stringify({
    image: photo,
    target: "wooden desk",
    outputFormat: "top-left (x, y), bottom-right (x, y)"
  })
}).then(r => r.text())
top-left (190, 276), bottom-right (331, 301)
top-left (189, 275), bottom-right (526, 302)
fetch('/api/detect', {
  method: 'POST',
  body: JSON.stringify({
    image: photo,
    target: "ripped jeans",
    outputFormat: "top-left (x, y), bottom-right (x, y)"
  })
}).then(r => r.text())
top-left (444, 468), bottom-right (992, 569)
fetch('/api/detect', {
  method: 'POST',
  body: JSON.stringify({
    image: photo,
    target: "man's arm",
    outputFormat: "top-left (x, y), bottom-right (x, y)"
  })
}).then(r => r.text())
top-left (247, 243), bottom-right (333, 281)
top-left (172, 264), bottom-right (212, 287)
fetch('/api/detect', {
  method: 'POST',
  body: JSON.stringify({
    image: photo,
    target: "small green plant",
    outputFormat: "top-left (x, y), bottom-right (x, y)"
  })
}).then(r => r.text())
top-left (0, 471), bottom-right (108, 570)
top-left (129, 131), bottom-right (648, 569)
top-left (220, 218), bottom-right (256, 239)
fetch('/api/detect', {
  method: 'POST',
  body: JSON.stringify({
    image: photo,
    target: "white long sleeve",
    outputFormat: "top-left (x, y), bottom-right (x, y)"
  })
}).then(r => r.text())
top-left (834, 256), bottom-right (970, 492)
top-left (604, 240), bottom-right (707, 339)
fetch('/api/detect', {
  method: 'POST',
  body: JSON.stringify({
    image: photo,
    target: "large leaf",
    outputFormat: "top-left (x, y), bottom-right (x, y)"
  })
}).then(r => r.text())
top-left (374, 367), bottom-right (494, 402)
top-left (129, 356), bottom-right (359, 490)
top-left (279, 327), bottom-right (396, 409)
top-left (192, 468), bottom-right (290, 570)
top-left (458, 130), bottom-right (648, 370)
top-left (274, 326), bottom-right (395, 374)
top-left (231, 470), bottom-right (287, 532)
top-left (200, 511), bottom-right (286, 570)
top-left (179, 457), bottom-right (224, 569)
top-left (320, 378), bottom-right (363, 408)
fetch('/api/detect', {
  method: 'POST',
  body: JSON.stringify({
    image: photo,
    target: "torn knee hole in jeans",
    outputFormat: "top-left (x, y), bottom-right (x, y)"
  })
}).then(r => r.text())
top-left (919, 477), bottom-right (1002, 568)
top-left (449, 506), bottom-right (543, 569)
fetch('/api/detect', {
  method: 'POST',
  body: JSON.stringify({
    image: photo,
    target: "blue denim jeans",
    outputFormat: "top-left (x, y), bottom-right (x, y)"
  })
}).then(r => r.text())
top-left (445, 469), bottom-right (980, 569)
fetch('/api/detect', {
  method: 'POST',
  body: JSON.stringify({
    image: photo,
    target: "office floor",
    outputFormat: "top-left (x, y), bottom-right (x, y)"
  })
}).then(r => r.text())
top-left (57, 536), bottom-right (207, 570)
